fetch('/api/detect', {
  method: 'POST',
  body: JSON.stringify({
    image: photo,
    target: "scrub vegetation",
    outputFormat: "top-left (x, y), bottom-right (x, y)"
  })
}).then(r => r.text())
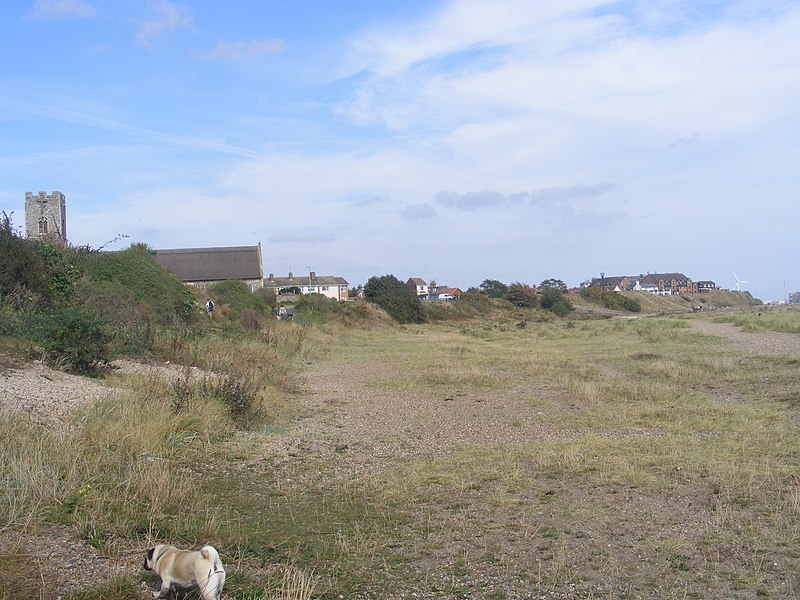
top-left (1, 220), bottom-right (799, 598)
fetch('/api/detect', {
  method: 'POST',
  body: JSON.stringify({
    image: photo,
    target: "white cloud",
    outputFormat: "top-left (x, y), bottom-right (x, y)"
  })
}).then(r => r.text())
top-left (344, 0), bottom-right (605, 78)
top-left (270, 231), bottom-right (337, 243)
top-left (339, 1), bottom-right (800, 137)
top-left (529, 184), bottom-right (614, 203)
top-left (30, 0), bottom-right (96, 19)
top-left (436, 190), bottom-right (506, 211)
top-left (401, 203), bottom-right (437, 221)
top-left (436, 184), bottom-right (614, 211)
top-left (198, 39), bottom-right (286, 61)
top-left (135, 1), bottom-right (194, 48)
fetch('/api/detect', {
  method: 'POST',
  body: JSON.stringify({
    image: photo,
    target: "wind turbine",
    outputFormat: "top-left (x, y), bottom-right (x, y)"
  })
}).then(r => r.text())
top-left (732, 270), bottom-right (750, 291)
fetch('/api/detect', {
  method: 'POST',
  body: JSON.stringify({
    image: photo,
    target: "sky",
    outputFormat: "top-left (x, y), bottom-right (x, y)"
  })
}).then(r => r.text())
top-left (1, 0), bottom-right (798, 301)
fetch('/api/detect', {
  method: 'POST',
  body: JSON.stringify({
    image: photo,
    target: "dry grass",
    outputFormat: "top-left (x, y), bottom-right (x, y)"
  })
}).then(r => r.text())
top-left (713, 305), bottom-right (800, 333)
top-left (2, 312), bottom-right (798, 597)
top-left (302, 316), bottom-right (800, 596)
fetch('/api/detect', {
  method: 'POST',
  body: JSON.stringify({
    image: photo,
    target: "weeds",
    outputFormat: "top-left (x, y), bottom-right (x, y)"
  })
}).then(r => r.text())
top-left (200, 373), bottom-right (256, 423)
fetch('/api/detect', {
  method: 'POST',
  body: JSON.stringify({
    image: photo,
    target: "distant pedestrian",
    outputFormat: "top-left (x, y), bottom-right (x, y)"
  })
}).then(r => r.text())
top-left (206, 299), bottom-right (214, 319)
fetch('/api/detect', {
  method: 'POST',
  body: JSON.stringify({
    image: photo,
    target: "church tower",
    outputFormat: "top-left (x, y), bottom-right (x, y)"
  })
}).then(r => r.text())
top-left (25, 191), bottom-right (67, 245)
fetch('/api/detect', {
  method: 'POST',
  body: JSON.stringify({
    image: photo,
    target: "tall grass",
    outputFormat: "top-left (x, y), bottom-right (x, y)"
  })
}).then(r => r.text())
top-left (0, 388), bottom-right (223, 541)
top-left (713, 306), bottom-right (800, 333)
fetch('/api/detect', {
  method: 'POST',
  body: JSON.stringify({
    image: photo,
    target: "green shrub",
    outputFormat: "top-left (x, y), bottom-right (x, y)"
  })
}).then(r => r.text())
top-left (506, 282), bottom-right (538, 308)
top-left (423, 292), bottom-right (493, 321)
top-left (37, 243), bottom-right (82, 303)
top-left (363, 275), bottom-right (424, 324)
top-left (0, 302), bottom-right (27, 337)
top-left (539, 288), bottom-right (574, 316)
top-left (0, 212), bottom-right (51, 306)
top-left (74, 244), bottom-right (195, 324)
top-left (293, 294), bottom-right (377, 328)
top-left (478, 279), bottom-right (508, 298)
top-left (208, 280), bottom-right (275, 319)
top-left (580, 288), bottom-right (641, 312)
top-left (32, 306), bottom-right (113, 371)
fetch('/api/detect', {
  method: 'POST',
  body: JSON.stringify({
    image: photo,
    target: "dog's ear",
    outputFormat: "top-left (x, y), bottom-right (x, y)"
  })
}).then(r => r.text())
top-left (144, 547), bottom-right (155, 571)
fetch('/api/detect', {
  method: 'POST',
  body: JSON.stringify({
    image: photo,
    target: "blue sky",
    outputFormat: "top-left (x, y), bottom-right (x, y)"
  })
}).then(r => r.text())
top-left (1, 0), bottom-right (798, 301)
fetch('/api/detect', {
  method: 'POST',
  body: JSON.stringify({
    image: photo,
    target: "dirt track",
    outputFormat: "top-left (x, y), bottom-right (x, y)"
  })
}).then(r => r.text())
top-left (687, 319), bottom-right (800, 355)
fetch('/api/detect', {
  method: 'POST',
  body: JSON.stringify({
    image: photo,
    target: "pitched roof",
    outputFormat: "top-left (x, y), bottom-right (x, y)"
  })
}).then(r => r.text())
top-left (639, 273), bottom-right (690, 285)
top-left (265, 274), bottom-right (349, 288)
top-left (436, 287), bottom-right (463, 295)
top-left (407, 277), bottom-right (428, 285)
top-left (155, 244), bottom-right (263, 282)
top-left (590, 275), bottom-right (628, 287)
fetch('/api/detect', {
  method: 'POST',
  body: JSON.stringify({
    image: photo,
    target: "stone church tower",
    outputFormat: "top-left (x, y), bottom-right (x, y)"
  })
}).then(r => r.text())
top-left (25, 191), bottom-right (67, 245)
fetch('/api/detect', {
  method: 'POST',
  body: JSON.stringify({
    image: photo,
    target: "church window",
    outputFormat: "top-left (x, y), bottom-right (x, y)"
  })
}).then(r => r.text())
top-left (38, 217), bottom-right (48, 235)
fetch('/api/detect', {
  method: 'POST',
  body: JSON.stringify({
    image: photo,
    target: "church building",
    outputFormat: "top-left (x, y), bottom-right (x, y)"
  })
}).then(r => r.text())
top-left (24, 191), bottom-right (67, 245)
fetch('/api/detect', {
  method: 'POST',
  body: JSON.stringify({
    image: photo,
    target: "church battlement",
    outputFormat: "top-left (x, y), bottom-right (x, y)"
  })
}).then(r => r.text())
top-left (24, 190), bottom-right (67, 244)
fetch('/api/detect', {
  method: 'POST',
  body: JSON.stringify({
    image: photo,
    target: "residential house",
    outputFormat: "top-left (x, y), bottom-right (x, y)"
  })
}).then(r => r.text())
top-left (154, 244), bottom-right (264, 290)
top-left (432, 287), bottom-right (463, 300)
top-left (696, 280), bottom-right (717, 292)
top-left (264, 272), bottom-right (349, 301)
top-left (407, 277), bottom-right (429, 298)
top-left (638, 273), bottom-right (697, 295)
top-left (588, 275), bottom-right (633, 291)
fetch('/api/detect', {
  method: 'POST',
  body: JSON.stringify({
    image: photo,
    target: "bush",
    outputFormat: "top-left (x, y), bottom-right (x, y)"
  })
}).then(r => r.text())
top-left (38, 243), bottom-right (82, 304)
top-left (539, 288), bottom-right (574, 316)
top-left (363, 275), bottom-right (424, 324)
top-left (74, 244), bottom-right (195, 324)
top-left (506, 282), bottom-right (538, 308)
top-left (208, 280), bottom-right (276, 319)
top-left (0, 212), bottom-right (50, 306)
top-left (32, 306), bottom-right (113, 371)
top-left (580, 288), bottom-right (641, 312)
top-left (478, 279), bottom-right (508, 299)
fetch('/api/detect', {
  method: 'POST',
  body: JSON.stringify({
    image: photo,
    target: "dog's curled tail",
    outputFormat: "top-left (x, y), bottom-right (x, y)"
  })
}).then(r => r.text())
top-left (200, 544), bottom-right (221, 567)
top-left (200, 545), bottom-right (226, 598)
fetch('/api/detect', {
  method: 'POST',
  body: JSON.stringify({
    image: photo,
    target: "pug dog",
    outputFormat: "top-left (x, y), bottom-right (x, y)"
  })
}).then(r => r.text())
top-left (144, 544), bottom-right (226, 600)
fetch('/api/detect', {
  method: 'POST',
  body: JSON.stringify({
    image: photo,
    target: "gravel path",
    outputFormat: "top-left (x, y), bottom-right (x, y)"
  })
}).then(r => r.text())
top-left (687, 319), bottom-right (800, 355)
top-left (263, 356), bottom-right (573, 478)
